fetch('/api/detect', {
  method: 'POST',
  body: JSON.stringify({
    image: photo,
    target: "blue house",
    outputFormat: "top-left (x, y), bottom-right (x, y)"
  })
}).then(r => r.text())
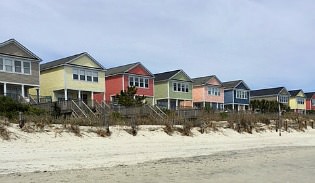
top-left (222, 80), bottom-right (250, 111)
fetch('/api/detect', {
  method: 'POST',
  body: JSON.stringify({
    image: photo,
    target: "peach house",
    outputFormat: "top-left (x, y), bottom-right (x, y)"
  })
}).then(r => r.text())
top-left (192, 75), bottom-right (224, 110)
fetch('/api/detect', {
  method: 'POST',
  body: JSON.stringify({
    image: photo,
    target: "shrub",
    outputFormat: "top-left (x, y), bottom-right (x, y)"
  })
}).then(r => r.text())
top-left (0, 124), bottom-right (10, 140)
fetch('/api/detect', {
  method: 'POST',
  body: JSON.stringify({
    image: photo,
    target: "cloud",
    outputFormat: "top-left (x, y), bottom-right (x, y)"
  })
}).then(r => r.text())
top-left (1, 0), bottom-right (314, 91)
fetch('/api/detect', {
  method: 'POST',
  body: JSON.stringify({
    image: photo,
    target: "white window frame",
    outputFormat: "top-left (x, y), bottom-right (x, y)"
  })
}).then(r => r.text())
top-left (73, 69), bottom-right (79, 80)
top-left (92, 72), bottom-right (98, 82)
top-left (312, 99), bottom-right (315, 106)
top-left (208, 87), bottom-right (220, 96)
top-left (297, 97), bottom-right (304, 105)
top-left (236, 90), bottom-right (248, 99)
top-left (173, 81), bottom-right (189, 93)
top-left (0, 58), bottom-right (3, 71)
top-left (14, 60), bottom-right (22, 73)
top-left (128, 76), bottom-right (149, 88)
top-left (279, 95), bottom-right (288, 103)
top-left (0, 56), bottom-right (31, 75)
top-left (86, 71), bottom-right (92, 82)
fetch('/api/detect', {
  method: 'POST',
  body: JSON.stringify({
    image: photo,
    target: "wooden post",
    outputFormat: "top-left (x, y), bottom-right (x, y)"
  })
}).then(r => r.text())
top-left (19, 112), bottom-right (25, 128)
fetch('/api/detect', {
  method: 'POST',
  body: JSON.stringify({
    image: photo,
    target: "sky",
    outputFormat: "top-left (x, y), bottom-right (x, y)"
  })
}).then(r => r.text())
top-left (1, 0), bottom-right (315, 91)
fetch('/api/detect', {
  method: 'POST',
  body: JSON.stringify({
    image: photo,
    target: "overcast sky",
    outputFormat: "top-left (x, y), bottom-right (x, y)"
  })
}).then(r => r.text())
top-left (1, 0), bottom-right (314, 91)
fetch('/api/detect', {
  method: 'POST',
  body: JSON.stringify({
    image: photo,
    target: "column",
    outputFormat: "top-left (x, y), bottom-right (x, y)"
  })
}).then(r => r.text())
top-left (21, 85), bottom-right (25, 98)
top-left (103, 92), bottom-right (106, 102)
top-left (4, 83), bottom-right (7, 96)
top-left (167, 98), bottom-right (170, 109)
top-left (176, 99), bottom-right (179, 109)
top-left (91, 91), bottom-right (94, 107)
top-left (78, 90), bottom-right (81, 100)
top-left (64, 89), bottom-right (68, 101)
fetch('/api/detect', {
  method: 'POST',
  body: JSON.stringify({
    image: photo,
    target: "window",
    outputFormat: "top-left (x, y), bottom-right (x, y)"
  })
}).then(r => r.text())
top-left (128, 76), bottom-right (149, 88)
top-left (86, 71), bottom-right (92, 81)
top-left (23, 62), bottom-right (30, 74)
top-left (279, 95), bottom-right (288, 103)
top-left (312, 99), bottom-right (315, 106)
top-left (92, 72), bottom-right (98, 82)
top-left (14, 61), bottom-right (22, 73)
top-left (139, 78), bottom-right (144, 87)
top-left (208, 87), bottom-right (220, 96)
top-left (145, 79), bottom-right (149, 88)
top-left (5, 59), bottom-right (13, 72)
top-left (80, 70), bottom-right (85, 80)
top-left (236, 90), bottom-right (248, 99)
top-left (73, 69), bottom-right (79, 80)
top-left (0, 58), bottom-right (3, 71)
top-left (129, 76), bottom-right (134, 86)
top-left (0, 56), bottom-right (31, 74)
top-left (173, 82), bottom-right (189, 93)
top-left (297, 97), bottom-right (304, 105)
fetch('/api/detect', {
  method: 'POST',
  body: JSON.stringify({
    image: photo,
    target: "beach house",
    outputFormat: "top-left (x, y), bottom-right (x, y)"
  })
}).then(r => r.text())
top-left (288, 89), bottom-right (306, 114)
top-left (222, 80), bottom-right (250, 111)
top-left (305, 92), bottom-right (315, 112)
top-left (0, 39), bottom-right (41, 102)
top-left (154, 69), bottom-right (193, 109)
top-left (250, 87), bottom-right (290, 106)
top-left (99, 62), bottom-right (155, 105)
top-left (192, 75), bottom-right (224, 110)
top-left (38, 52), bottom-right (106, 106)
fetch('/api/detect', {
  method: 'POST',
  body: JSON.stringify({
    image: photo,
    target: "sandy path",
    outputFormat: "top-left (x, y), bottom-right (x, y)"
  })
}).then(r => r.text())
top-left (1, 146), bottom-right (315, 183)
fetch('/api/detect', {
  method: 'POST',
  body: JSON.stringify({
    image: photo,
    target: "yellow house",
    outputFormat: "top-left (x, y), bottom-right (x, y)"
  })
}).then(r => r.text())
top-left (33, 52), bottom-right (106, 106)
top-left (288, 89), bottom-right (306, 114)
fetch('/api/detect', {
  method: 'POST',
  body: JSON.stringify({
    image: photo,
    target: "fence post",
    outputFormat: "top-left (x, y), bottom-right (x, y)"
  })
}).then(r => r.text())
top-left (19, 112), bottom-right (25, 128)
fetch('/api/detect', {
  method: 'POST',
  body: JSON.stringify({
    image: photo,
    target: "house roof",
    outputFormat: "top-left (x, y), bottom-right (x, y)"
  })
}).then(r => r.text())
top-left (222, 80), bottom-right (250, 90)
top-left (154, 69), bottom-right (192, 82)
top-left (0, 39), bottom-right (42, 61)
top-left (304, 92), bottom-right (315, 99)
top-left (192, 75), bottom-right (222, 86)
top-left (288, 89), bottom-right (304, 97)
top-left (40, 52), bottom-right (105, 71)
top-left (250, 87), bottom-right (288, 97)
top-left (105, 62), bottom-right (153, 77)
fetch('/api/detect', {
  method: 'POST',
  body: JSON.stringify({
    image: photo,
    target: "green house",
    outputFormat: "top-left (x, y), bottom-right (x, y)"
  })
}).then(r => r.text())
top-left (154, 69), bottom-right (193, 109)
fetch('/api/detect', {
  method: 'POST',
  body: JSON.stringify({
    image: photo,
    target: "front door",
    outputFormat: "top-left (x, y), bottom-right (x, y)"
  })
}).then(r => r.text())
top-left (81, 93), bottom-right (88, 104)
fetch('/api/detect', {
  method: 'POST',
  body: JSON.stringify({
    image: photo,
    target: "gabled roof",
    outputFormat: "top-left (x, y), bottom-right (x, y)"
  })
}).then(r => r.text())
top-left (192, 75), bottom-right (222, 86)
top-left (0, 39), bottom-right (41, 61)
top-left (154, 69), bottom-right (192, 82)
top-left (288, 89), bottom-right (305, 97)
top-left (40, 52), bottom-right (105, 71)
top-left (305, 92), bottom-right (315, 99)
top-left (105, 62), bottom-right (154, 77)
top-left (222, 80), bottom-right (249, 90)
top-left (250, 87), bottom-right (288, 97)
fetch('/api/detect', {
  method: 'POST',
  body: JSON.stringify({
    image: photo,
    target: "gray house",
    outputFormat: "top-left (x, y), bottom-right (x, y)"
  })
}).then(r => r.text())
top-left (0, 39), bottom-right (41, 102)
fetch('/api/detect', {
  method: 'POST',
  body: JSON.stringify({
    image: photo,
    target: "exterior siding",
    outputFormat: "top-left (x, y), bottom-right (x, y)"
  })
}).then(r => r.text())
top-left (251, 96), bottom-right (278, 101)
top-left (105, 75), bottom-right (124, 102)
top-left (224, 90), bottom-right (234, 104)
top-left (0, 61), bottom-right (39, 85)
top-left (154, 82), bottom-right (168, 99)
top-left (128, 65), bottom-right (151, 76)
top-left (306, 96), bottom-right (315, 111)
top-left (192, 86), bottom-right (204, 102)
top-left (71, 55), bottom-right (100, 68)
top-left (65, 66), bottom-right (105, 92)
top-left (169, 80), bottom-right (192, 100)
top-left (33, 67), bottom-right (64, 101)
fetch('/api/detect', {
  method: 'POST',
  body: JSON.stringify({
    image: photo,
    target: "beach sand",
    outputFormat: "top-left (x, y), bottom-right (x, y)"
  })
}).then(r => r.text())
top-left (1, 125), bottom-right (315, 182)
top-left (1, 146), bottom-right (315, 183)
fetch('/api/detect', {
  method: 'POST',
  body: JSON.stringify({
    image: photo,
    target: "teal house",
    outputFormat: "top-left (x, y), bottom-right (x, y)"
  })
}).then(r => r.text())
top-left (154, 70), bottom-right (193, 109)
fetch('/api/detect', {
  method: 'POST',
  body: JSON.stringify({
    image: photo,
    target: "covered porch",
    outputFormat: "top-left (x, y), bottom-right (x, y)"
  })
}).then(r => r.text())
top-left (156, 98), bottom-right (193, 110)
top-left (0, 82), bottom-right (39, 102)
top-left (53, 89), bottom-right (105, 107)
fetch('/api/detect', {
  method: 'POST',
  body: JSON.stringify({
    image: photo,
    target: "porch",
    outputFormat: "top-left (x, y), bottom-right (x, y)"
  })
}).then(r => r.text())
top-left (0, 82), bottom-right (39, 102)
top-left (53, 89), bottom-right (105, 107)
top-left (156, 98), bottom-right (193, 110)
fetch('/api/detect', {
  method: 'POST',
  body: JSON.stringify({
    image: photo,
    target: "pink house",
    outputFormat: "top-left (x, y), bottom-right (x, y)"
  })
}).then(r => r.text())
top-left (192, 75), bottom-right (224, 110)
